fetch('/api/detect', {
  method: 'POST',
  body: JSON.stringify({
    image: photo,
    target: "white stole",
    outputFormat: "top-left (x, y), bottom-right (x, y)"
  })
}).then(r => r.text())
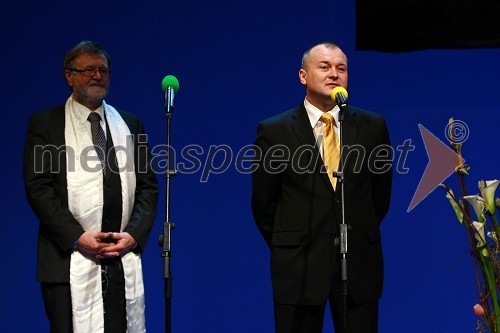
top-left (65, 96), bottom-right (146, 332)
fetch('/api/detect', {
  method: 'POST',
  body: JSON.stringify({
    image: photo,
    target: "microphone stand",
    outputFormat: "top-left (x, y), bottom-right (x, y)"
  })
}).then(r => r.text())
top-left (335, 104), bottom-right (349, 332)
top-left (160, 86), bottom-right (176, 333)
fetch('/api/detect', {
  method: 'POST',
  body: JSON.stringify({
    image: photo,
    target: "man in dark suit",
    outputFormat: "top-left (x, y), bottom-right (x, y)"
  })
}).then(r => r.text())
top-left (251, 42), bottom-right (392, 333)
top-left (23, 41), bottom-right (158, 332)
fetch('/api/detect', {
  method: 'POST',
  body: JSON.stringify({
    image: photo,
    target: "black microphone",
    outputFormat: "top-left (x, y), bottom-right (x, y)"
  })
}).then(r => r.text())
top-left (331, 86), bottom-right (348, 110)
top-left (161, 75), bottom-right (179, 116)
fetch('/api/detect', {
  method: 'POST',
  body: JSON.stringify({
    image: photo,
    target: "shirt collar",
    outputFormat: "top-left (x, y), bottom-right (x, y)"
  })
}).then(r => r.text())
top-left (303, 98), bottom-right (339, 128)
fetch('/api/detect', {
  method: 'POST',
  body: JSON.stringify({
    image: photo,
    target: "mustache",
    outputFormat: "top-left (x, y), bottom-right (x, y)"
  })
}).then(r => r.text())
top-left (88, 81), bottom-right (106, 87)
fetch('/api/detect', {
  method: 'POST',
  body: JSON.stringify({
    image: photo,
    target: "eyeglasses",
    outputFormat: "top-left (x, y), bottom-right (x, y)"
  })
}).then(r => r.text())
top-left (66, 67), bottom-right (110, 78)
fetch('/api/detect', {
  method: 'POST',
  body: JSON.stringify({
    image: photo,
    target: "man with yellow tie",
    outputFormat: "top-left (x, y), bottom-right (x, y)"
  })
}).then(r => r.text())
top-left (251, 42), bottom-right (392, 333)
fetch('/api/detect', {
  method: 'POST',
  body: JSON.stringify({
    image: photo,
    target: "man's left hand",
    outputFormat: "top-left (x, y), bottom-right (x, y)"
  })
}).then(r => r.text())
top-left (97, 232), bottom-right (137, 258)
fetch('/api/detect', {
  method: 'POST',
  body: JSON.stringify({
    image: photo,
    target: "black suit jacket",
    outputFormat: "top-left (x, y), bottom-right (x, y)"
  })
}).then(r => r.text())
top-left (251, 103), bottom-right (392, 305)
top-left (23, 105), bottom-right (158, 283)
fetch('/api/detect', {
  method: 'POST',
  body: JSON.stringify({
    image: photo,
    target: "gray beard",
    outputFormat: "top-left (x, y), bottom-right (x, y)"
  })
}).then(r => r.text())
top-left (73, 87), bottom-right (108, 109)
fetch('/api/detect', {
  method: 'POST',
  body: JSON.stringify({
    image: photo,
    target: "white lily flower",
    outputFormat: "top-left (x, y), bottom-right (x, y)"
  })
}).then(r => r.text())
top-left (445, 189), bottom-right (464, 224)
top-left (479, 180), bottom-right (500, 215)
top-left (472, 221), bottom-right (488, 257)
top-left (464, 195), bottom-right (486, 223)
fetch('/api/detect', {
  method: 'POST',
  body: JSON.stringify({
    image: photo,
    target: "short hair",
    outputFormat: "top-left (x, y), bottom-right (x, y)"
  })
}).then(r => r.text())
top-left (62, 40), bottom-right (112, 71)
top-left (301, 42), bottom-right (346, 69)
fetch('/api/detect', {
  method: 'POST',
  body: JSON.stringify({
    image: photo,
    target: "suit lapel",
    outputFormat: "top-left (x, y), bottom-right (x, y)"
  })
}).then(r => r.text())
top-left (48, 106), bottom-right (69, 204)
top-left (290, 104), bottom-right (336, 194)
top-left (341, 107), bottom-right (358, 148)
top-left (289, 104), bottom-right (316, 146)
top-left (340, 106), bottom-right (359, 179)
top-left (50, 106), bottom-right (67, 147)
top-left (49, 106), bottom-right (67, 176)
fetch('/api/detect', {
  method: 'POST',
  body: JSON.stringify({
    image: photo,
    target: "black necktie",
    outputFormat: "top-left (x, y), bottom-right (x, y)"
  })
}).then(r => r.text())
top-left (87, 112), bottom-right (107, 177)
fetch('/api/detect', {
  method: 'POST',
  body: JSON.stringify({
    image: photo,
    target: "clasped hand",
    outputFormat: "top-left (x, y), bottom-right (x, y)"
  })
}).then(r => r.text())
top-left (76, 231), bottom-right (136, 259)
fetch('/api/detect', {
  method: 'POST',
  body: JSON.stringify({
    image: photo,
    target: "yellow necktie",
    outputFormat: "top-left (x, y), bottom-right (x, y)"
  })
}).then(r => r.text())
top-left (321, 113), bottom-right (340, 189)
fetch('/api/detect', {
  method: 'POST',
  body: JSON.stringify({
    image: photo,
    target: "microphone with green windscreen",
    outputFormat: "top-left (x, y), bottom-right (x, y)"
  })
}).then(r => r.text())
top-left (162, 75), bottom-right (179, 117)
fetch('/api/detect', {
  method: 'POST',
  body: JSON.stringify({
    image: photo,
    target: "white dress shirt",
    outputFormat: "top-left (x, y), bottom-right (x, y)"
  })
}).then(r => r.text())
top-left (304, 98), bottom-right (340, 159)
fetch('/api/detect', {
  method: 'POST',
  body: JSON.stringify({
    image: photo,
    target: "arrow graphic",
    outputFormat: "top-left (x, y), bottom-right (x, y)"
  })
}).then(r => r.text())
top-left (407, 124), bottom-right (464, 212)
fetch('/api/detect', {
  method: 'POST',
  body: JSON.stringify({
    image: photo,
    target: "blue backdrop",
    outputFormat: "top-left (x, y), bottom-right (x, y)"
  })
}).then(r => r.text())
top-left (2, 0), bottom-right (500, 332)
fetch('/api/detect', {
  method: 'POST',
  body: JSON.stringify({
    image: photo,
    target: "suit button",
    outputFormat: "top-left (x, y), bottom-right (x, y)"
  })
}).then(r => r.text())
top-left (335, 198), bottom-right (340, 203)
top-left (104, 219), bottom-right (110, 224)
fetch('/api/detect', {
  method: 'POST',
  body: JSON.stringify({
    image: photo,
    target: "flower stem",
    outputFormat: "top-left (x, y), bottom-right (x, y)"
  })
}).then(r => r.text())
top-left (480, 250), bottom-right (500, 332)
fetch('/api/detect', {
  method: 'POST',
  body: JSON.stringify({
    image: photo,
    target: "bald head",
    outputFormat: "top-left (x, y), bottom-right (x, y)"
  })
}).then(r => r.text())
top-left (301, 42), bottom-right (347, 70)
